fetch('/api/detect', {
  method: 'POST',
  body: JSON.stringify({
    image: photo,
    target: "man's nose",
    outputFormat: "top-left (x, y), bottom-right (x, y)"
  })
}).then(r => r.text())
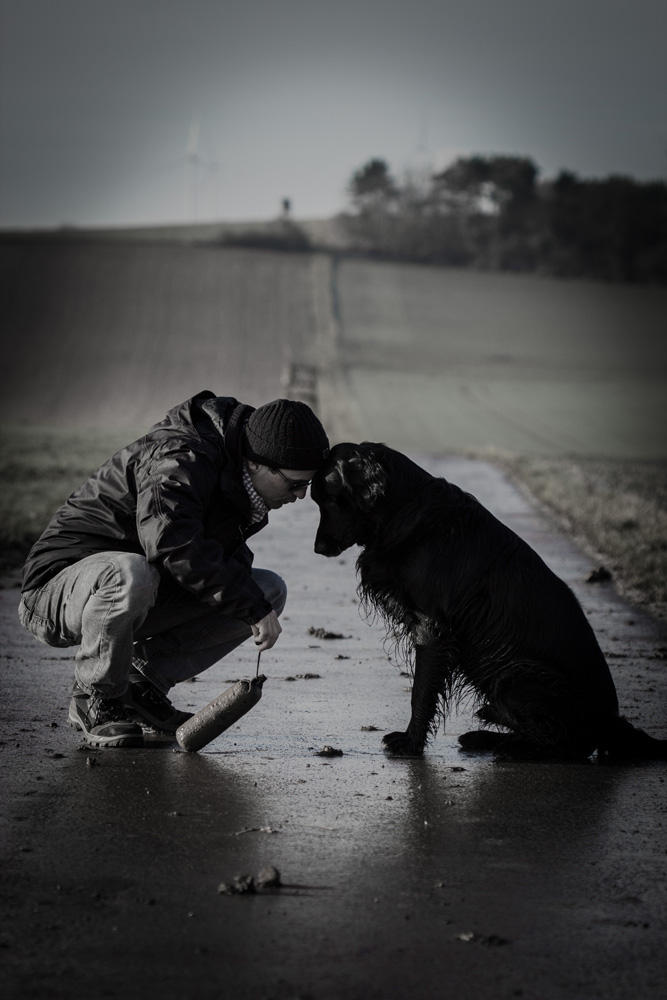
top-left (293, 486), bottom-right (308, 500)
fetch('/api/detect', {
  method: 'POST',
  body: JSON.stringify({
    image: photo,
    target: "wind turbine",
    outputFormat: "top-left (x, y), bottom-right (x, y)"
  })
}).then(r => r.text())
top-left (184, 116), bottom-right (221, 222)
top-left (185, 117), bottom-right (205, 221)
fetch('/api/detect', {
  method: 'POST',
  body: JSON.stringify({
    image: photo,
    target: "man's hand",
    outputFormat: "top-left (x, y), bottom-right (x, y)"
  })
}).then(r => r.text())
top-left (251, 610), bottom-right (282, 652)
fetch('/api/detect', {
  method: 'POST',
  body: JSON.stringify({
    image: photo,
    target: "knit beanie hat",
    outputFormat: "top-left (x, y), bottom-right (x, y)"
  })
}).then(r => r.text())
top-left (243, 399), bottom-right (330, 470)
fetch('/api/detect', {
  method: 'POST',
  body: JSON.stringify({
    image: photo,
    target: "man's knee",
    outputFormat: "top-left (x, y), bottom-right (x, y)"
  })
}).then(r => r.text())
top-left (253, 568), bottom-right (287, 616)
top-left (98, 553), bottom-right (160, 610)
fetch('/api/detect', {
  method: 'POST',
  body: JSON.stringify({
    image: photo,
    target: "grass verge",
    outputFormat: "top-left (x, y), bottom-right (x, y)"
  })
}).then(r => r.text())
top-left (497, 454), bottom-right (667, 622)
top-left (0, 426), bottom-right (143, 573)
top-left (2, 427), bottom-right (666, 622)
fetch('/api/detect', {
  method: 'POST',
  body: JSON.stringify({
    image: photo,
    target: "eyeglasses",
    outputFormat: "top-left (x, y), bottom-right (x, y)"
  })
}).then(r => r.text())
top-left (272, 468), bottom-right (313, 493)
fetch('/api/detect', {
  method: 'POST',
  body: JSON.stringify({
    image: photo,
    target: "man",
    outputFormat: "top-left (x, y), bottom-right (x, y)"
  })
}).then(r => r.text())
top-left (19, 391), bottom-right (330, 748)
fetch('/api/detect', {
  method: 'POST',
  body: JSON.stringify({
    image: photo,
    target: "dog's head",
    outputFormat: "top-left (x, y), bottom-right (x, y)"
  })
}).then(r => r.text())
top-left (312, 442), bottom-right (388, 557)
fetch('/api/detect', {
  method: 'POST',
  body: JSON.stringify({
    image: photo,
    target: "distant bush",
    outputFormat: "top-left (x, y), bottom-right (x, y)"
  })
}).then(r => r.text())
top-left (220, 220), bottom-right (311, 253)
top-left (344, 156), bottom-right (667, 284)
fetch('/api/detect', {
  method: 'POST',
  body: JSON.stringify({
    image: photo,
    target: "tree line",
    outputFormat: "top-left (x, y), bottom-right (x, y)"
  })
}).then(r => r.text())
top-left (344, 156), bottom-right (667, 284)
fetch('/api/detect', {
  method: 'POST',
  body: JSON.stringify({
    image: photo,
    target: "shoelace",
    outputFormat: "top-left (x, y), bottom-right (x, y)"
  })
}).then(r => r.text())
top-left (93, 697), bottom-right (129, 724)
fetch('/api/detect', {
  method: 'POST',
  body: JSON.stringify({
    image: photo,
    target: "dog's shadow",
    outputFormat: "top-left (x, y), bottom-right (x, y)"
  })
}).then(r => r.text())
top-left (394, 751), bottom-right (635, 873)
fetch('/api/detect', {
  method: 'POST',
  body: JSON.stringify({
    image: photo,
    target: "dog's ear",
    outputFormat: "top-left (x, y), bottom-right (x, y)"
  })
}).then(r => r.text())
top-left (337, 442), bottom-right (387, 513)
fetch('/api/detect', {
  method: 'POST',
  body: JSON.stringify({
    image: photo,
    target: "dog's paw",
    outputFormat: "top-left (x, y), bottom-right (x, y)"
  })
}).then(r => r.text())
top-left (382, 730), bottom-right (424, 756)
top-left (458, 729), bottom-right (511, 752)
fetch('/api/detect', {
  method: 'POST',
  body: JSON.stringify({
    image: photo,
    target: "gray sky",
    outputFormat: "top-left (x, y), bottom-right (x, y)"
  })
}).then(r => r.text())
top-left (1, 0), bottom-right (665, 228)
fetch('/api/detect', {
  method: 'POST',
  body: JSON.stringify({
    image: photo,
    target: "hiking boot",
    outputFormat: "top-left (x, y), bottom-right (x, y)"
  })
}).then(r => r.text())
top-left (125, 671), bottom-right (192, 733)
top-left (68, 689), bottom-right (144, 748)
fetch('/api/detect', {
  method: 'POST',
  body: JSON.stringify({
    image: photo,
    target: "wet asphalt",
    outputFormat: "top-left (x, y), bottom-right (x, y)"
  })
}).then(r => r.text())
top-left (1, 457), bottom-right (666, 1000)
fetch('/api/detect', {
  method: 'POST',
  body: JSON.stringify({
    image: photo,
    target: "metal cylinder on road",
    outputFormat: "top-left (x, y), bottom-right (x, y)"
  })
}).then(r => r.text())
top-left (176, 675), bottom-right (266, 752)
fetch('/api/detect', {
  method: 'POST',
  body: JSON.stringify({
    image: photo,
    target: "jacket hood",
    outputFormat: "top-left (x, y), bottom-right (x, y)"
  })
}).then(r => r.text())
top-left (155, 391), bottom-right (255, 457)
top-left (157, 390), bottom-right (248, 434)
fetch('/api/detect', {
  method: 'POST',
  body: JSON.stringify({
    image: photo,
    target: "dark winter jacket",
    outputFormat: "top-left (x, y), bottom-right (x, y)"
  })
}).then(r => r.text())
top-left (21, 392), bottom-right (273, 625)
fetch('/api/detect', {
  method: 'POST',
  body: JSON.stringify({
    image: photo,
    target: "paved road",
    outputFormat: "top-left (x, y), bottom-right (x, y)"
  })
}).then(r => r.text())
top-left (2, 457), bottom-right (666, 1000)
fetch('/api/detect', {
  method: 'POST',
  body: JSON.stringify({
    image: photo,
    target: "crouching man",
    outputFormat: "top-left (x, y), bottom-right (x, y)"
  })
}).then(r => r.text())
top-left (19, 391), bottom-right (329, 748)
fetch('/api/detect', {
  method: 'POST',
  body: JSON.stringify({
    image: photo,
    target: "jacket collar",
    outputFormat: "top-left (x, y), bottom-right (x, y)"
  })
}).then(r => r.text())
top-left (201, 397), bottom-right (257, 518)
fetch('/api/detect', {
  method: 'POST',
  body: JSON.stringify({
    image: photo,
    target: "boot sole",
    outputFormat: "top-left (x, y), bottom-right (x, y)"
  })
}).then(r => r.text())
top-left (68, 710), bottom-right (144, 748)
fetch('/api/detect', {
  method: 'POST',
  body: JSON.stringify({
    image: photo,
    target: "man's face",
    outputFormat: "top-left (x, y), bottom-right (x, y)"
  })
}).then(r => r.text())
top-left (247, 461), bottom-right (318, 509)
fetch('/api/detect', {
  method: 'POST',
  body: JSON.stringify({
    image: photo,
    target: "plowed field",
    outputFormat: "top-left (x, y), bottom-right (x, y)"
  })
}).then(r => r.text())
top-left (2, 239), bottom-right (666, 459)
top-left (334, 257), bottom-right (667, 459)
top-left (0, 241), bottom-right (320, 428)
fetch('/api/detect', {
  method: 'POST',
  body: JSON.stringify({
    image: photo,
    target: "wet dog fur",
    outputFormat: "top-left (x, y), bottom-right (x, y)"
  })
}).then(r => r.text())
top-left (312, 442), bottom-right (667, 760)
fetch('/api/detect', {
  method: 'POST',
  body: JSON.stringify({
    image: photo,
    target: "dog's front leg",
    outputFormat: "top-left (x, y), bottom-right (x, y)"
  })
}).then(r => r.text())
top-left (383, 642), bottom-right (448, 756)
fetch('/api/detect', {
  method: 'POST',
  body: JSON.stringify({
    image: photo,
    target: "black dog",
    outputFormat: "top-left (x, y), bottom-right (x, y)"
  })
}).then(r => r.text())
top-left (312, 442), bottom-right (667, 760)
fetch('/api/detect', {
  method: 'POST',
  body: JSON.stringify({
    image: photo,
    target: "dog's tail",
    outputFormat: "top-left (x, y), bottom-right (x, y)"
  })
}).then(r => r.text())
top-left (601, 716), bottom-right (667, 760)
